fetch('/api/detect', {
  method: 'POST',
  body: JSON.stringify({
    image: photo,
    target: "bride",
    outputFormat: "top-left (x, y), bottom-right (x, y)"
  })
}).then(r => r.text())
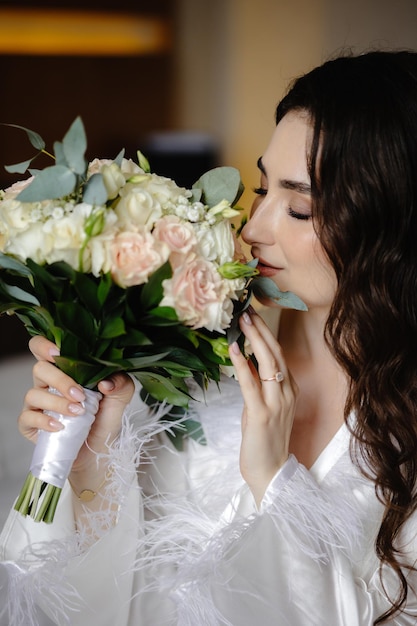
top-left (1, 50), bottom-right (417, 625)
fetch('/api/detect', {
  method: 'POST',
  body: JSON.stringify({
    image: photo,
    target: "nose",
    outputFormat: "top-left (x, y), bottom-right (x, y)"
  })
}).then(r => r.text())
top-left (241, 195), bottom-right (276, 246)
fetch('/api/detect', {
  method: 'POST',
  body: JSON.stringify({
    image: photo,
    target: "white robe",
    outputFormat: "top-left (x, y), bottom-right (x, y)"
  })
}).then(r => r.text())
top-left (0, 376), bottom-right (416, 626)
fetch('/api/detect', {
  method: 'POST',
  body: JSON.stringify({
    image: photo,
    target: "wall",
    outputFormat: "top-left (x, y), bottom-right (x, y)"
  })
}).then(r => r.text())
top-left (175, 0), bottom-right (417, 200)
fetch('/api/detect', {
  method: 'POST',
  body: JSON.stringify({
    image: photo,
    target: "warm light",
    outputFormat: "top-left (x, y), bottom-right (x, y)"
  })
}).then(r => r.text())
top-left (0, 9), bottom-right (171, 56)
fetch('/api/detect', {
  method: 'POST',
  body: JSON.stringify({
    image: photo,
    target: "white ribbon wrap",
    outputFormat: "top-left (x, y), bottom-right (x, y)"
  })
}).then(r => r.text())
top-left (29, 387), bottom-right (102, 489)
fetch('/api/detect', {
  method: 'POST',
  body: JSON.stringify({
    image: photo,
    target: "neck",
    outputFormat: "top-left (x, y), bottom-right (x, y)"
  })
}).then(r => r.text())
top-left (277, 307), bottom-right (349, 468)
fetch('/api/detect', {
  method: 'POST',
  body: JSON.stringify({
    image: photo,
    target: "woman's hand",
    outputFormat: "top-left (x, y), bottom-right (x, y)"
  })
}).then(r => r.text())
top-left (19, 336), bottom-right (135, 476)
top-left (228, 308), bottom-right (298, 507)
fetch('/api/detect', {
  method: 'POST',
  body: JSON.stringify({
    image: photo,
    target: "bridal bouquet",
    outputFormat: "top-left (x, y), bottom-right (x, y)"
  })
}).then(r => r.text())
top-left (0, 117), bottom-right (306, 522)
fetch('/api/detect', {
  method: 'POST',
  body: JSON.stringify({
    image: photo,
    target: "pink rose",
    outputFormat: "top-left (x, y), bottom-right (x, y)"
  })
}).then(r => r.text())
top-left (161, 254), bottom-right (229, 332)
top-left (152, 215), bottom-right (197, 267)
top-left (3, 176), bottom-right (34, 200)
top-left (111, 230), bottom-right (169, 287)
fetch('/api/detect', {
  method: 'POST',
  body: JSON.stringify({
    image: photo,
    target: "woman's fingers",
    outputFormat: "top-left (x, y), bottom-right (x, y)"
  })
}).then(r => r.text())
top-left (228, 308), bottom-right (297, 505)
top-left (29, 335), bottom-right (60, 363)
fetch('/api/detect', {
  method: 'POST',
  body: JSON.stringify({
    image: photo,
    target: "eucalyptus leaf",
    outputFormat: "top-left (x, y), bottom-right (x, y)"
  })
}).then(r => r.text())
top-left (83, 173), bottom-right (108, 205)
top-left (0, 253), bottom-right (32, 276)
top-left (4, 159), bottom-right (34, 174)
top-left (250, 276), bottom-right (308, 311)
top-left (53, 141), bottom-right (66, 167)
top-left (2, 284), bottom-right (39, 305)
top-left (17, 165), bottom-right (77, 202)
top-left (2, 123), bottom-right (45, 150)
top-left (114, 149), bottom-right (125, 166)
top-left (192, 166), bottom-right (244, 207)
top-left (62, 117), bottom-right (87, 175)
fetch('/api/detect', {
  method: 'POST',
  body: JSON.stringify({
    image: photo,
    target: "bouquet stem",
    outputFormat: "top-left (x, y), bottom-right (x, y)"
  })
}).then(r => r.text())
top-left (14, 473), bottom-right (62, 523)
top-left (14, 387), bottom-right (101, 524)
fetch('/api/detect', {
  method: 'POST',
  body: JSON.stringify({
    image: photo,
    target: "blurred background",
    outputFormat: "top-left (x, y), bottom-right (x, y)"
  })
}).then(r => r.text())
top-left (0, 0), bottom-right (417, 525)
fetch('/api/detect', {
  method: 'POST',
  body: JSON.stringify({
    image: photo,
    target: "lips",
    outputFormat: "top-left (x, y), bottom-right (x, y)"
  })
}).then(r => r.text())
top-left (256, 257), bottom-right (282, 277)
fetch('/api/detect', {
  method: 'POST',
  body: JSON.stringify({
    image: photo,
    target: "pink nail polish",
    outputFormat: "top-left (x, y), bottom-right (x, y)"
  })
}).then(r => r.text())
top-left (230, 341), bottom-right (241, 355)
top-left (49, 419), bottom-right (64, 431)
top-left (68, 403), bottom-right (85, 415)
top-left (242, 312), bottom-right (252, 325)
top-left (69, 387), bottom-right (85, 402)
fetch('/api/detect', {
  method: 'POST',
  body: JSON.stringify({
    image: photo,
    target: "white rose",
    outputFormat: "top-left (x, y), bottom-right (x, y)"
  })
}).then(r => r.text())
top-left (5, 222), bottom-right (53, 264)
top-left (0, 200), bottom-right (34, 233)
top-left (42, 208), bottom-right (87, 269)
top-left (195, 221), bottom-right (235, 265)
top-left (115, 186), bottom-right (162, 229)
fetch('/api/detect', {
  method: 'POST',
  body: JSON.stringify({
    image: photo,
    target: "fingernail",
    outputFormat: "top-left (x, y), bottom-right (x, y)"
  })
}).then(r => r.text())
top-left (48, 347), bottom-right (60, 357)
top-left (230, 341), bottom-right (241, 355)
top-left (68, 403), bottom-right (85, 415)
top-left (49, 419), bottom-right (64, 431)
top-left (242, 312), bottom-right (252, 325)
top-left (69, 387), bottom-right (85, 402)
top-left (100, 379), bottom-right (115, 391)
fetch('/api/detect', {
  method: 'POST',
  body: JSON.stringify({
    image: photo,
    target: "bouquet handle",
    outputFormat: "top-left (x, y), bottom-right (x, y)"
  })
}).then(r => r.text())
top-left (14, 386), bottom-right (102, 523)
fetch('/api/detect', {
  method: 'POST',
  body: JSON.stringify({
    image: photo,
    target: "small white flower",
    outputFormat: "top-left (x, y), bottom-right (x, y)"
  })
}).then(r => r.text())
top-left (52, 206), bottom-right (64, 220)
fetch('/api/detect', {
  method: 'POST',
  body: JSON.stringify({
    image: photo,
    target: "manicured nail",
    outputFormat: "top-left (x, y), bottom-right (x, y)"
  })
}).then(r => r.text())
top-left (69, 386), bottom-right (85, 402)
top-left (100, 379), bottom-right (115, 391)
top-left (68, 403), bottom-right (85, 415)
top-left (230, 341), bottom-right (241, 355)
top-left (49, 347), bottom-right (60, 357)
top-left (242, 312), bottom-right (252, 325)
top-left (49, 419), bottom-right (64, 431)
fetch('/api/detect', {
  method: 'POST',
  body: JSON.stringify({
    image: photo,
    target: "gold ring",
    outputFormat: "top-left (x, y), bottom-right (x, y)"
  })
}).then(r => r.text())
top-left (260, 371), bottom-right (284, 383)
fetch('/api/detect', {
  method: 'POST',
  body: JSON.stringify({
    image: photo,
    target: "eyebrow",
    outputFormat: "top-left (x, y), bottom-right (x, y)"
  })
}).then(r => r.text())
top-left (257, 156), bottom-right (311, 195)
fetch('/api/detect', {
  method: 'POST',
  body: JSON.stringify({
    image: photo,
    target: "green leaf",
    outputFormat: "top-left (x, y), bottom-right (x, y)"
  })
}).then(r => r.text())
top-left (53, 356), bottom-right (104, 387)
top-left (1, 284), bottom-right (39, 305)
top-left (62, 116), bottom-right (87, 175)
top-left (250, 276), bottom-right (308, 311)
top-left (17, 164), bottom-right (77, 202)
top-left (55, 301), bottom-right (96, 345)
top-left (97, 273), bottom-right (113, 306)
top-left (114, 148), bottom-right (125, 166)
top-left (134, 372), bottom-right (191, 407)
top-left (4, 159), bottom-right (35, 174)
top-left (192, 166), bottom-right (244, 207)
top-left (53, 141), bottom-right (66, 167)
top-left (140, 261), bottom-right (172, 310)
top-left (125, 352), bottom-right (170, 369)
top-left (2, 123), bottom-right (45, 151)
top-left (0, 253), bottom-right (32, 276)
top-left (100, 317), bottom-right (125, 339)
top-left (83, 173), bottom-right (108, 205)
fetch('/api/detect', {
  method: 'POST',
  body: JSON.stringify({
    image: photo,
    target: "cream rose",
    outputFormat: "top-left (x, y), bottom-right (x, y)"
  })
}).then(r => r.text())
top-left (161, 253), bottom-right (231, 332)
top-left (5, 222), bottom-right (53, 264)
top-left (195, 220), bottom-right (235, 265)
top-left (111, 229), bottom-right (169, 287)
top-left (115, 187), bottom-right (162, 229)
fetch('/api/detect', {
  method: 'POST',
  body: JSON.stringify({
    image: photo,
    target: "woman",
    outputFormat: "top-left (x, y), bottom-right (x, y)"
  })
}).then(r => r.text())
top-left (1, 50), bottom-right (417, 625)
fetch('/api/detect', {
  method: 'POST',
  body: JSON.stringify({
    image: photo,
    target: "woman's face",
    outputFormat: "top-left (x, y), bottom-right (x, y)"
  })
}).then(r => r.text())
top-left (241, 111), bottom-right (336, 313)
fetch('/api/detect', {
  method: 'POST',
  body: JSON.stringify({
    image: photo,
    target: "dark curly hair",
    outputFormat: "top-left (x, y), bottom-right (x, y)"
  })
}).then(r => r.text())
top-left (276, 50), bottom-right (417, 624)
